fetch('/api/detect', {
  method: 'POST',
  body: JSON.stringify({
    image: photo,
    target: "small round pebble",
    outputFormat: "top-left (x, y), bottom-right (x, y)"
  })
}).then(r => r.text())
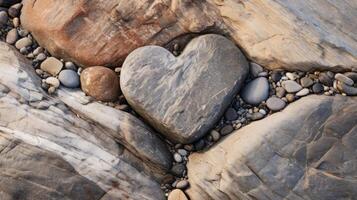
top-left (210, 130), bottom-right (220, 142)
top-left (275, 87), bottom-right (286, 98)
top-left (171, 164), bottom-right (186, 177)
top-left (220, 124), bottom-right (234, 136)
top-left (65, 61), bottom-right (77, 70)
top-left (13, 17), bottom-right (19, 27)
top-left (174, 153), bottom-right (183, 163)
top-left (168, 189), bottom-right (188, 200)
top-left (36, 53), bottom-right (47, 61)
top-left (286, 72), bottom-right (298, 80)
top-left (250, 62), bottom-right (263, 77)
top-left (194, 140), bottom-right (205, 151)
top-left (282, 80), bottom-right (302, 93)
top-left (312, 83), bottom-right (324, 94)
top-left (5, 28), bottom-right (18, 44)
top-left (296, 88), bottom-right (309, 97)
top-left (176, 180), bottom-right (189, 189)
top-left (40, 57), bottom-right (63, 76)
top-left (59, 69), bottom-right (80, 88)
top-left (15, 37), bottom-right (32, 50)
top-left (45, 77), bottom-right (60, 88)
top-left (247, 112), bottom-right (264, 121)
top-left (8, 3), bottom-right (22, 18)
top-left (319, 72), bottom-right (333, 86)
top-left (177, 149), bottom-right (188, 157)
top-left (266, 97), bottom-right (286, 111)
top-left (48, 86), bottom-right (56, 94)
top-left (224, 107), bottom-right (238, 121)
top-left (0, 11), bottom-right (8, 27)
top-left (300, 77), bottom-right (313, 88)
top-left (241, 77), bottom-right (270, 105)
top-left (286, 94), bottom-right (295, 103)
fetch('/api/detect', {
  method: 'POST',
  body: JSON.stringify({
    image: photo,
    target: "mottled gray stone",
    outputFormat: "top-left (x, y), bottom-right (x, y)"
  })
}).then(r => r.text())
top-left (282, 80), bottom-right (302, 93)
top-left (266, 97), bottom-right (286, 111)
top-left (121, 34), bottom-right (249, 143)
top-left (241, 77), bottom-right (270, 105)
top-left (300, 77), bottom-right (313, 88)
top-left (187, 95), bottom-right (357, 200)
top-left (335, 73), bottom-right (354, 86)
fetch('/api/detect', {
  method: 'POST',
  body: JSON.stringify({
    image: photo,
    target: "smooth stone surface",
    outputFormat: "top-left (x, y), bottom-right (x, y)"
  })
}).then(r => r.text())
top-left (335, 73), bottom-right (354, 86)
top-left (121, 34), bottom-right (249, 144)
top-left (15, 37), bottom-right (32, 49)
top-left (250, 62), bottom-right (263, 77)
top-left (275, 87), bottom-right (286, 98)
top-left (319, 72), bottom-right (333, 86)
top-left (176, 180), bottom-right (189, 190)
top-left (59, 69), bottom-right (80, 88)
top-left (0, 11), bottom-right (7, 26)
top-left (210, 130), bottom-right (220, 142)
top-left (271, 71), bottom-right (282, 82)
top-left (40, 57), bottom-right (63, 76)
top-left (187, 95), bottom-right (357, 200)
top-left (81, 66), bottom-right (120, 102)
top-left (171, 164), bottom-right (186, 177)
top-left (241, 77), bottom-right (270, 105)
top-left (5, 28), bottom-right (18, 44)
top-left (344, 72), bottom-right (357, 83)
top-left (247, 112), bottom-right (265, 121)
top-left (45, 77), bottom-right (60, 88)
top-left (300, 77), bottom-right (313, 88)
top-left (220, 125), bottom-right (234, 136)
top-left (337, 82), bottom-right (357, 96)
top-left (168, 189), bottom-right (188, 200)
top-left (282, 80), bottom-right (302, 93)
top-left (266, 97), bottom-right (286, 111)
top-left (286, 94), bottom-right (295, 102)
top-left (296, 88), bottom-right (309, 97)
top-left (312, 83), bottom-right (324, 94)
top-left (174, 153), bottom-right (183, 163)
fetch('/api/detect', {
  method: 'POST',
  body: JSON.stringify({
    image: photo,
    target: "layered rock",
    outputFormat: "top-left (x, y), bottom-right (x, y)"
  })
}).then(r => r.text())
top-left (21, 0), bottom-right (220, 67)
top-left (22, 0), bottom-right (357, 71)
top-left (121, 34), bottom-right (248, 143)
top-left (187, 95), bottom-right (357, 200)
top-left (0, 42), bottom-right (170, 199)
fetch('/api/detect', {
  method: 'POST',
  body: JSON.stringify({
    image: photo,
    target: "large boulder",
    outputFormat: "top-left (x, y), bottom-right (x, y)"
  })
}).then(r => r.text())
top-left (21, 0), bottom-right (220, 67)
top-left (21, 0), bottom-right (357, 71)
top-left (187, 95), bottom-right (357, 200)
top-left (211, 0), bottom-right (357, 72)
top-left (0, 42), bottom-right (170, 199)
top-left (121, 34), bottom-right (248, 143)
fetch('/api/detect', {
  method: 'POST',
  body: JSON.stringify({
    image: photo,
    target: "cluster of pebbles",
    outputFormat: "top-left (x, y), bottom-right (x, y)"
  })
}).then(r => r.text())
top-left (1, 2), bottom-right (357, 200)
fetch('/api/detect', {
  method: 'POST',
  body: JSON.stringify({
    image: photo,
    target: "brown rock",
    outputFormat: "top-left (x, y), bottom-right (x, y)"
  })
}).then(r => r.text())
top-left (168, 189), bottom-right (188, 200)
top-left (21, 0), bottom-right (219, 67)
top-left (80, 66), bottom-right (119, 102)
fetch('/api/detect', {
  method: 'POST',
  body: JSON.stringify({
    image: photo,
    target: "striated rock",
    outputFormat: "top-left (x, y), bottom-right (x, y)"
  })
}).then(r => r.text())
top-left (80, 66), bottom-right (120, 102)
top-left (187, 95), bottom-right (357, 200)
top-left (0, 42), bottom-right (170, 199)
top-left (121, 34), bottom-right (248, 143)
top-left (21, 0), bottom-right (220, 67)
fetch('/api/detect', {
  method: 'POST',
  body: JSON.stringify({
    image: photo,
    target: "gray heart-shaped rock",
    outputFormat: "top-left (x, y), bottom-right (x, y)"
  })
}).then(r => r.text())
top-left (121, 34), bottom-right (248, 143)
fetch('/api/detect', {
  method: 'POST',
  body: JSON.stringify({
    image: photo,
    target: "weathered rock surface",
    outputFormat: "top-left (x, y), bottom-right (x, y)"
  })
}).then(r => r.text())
top-left (0, 42), bottom-right (170, 199)
top-left (21, 0), bottom-right (220, 67)
top-left (121, 34), bottom-right (248, 143)
top-left (187, 95), bottom-right (357, 200)
top-left (22, 0), bottom-right (357, 71)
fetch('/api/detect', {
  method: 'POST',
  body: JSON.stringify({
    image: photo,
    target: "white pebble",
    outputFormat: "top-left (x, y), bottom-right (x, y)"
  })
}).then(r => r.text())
top-left (45, 77), bottom-right (60, 88)
top-left (174, 153), bottom-right (183, 163)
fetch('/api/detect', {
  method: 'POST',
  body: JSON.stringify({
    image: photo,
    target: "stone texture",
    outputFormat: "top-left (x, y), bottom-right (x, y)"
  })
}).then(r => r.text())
top-left (59, 69), bottom-right (80, 88)
top-left (40, 57), bottom-right (63, 76)
top-left (0, 0), bottom-right (21, 7)
top-left (168, 189), bottom-right (188, 200)
top-left (187, 95), bottom-right (357, 200)
top-left (282, 80), bottom-right (303, 93)
top-left (22, 0), bottom-right (357, 71)
top-left (0, 42), bottom-right (171, 199)
top-left (241, 77), bottom-right (269, 105)
top-left (266, 96), bottom-right (286, 111)
top-left (21, 0), bottom-right (220, 67)
top-left (80, 66), bottom-right (120, 102)
top-left (121, 34), bottom-right (248, 143)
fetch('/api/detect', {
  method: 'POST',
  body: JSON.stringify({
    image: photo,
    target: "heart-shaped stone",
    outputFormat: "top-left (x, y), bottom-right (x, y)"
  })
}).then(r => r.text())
top-left (121, 34), bottom-right (248, 143)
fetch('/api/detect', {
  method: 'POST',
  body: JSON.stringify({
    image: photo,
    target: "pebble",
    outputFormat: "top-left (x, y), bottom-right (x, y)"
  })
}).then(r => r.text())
top-left (36, 53), bottom-right (47, 61)
top-left (335, 73), bottom-right (354, 86)
top-left (300, 77), bottom-right (313, 88)
top-left (168, 189), bottom-right (188, 200)
top-left (8, 3), bottom-right (22, 18)
top-left (13, 17), bottom-right (19, 27)
top-left (171, 164), bottom-right (186, 177)
top-left (194, 140), bottom-right (205, 151)
top-left (58, 69), bottom-right (80, 88)
top-left (15, 37), bottom-right (32, 49)
top-left (286, 94), bottom-right (295, 102)
top-left (0, 11), bottom-right (8, 27)
top-left (5, 28), bottom-right (18, 44)
top-left (247, 112), bottom-right (264, 121)
top-left (275, 87), bottom-right (286, 98)
top-left (250, 62), bottom-right (263, 77)
top-left (220, 124), bottom-right (234, 136)
top-left (177, 149), bottom-right (188, 157)
top-left (337, 82), bottom-right (357, 96)
top-left (33, 47), bottom-right (44, 56)
top-left (224, 107), bottom-right (238, 121)
top-left (344, 72), bottom-right (357, 84)
top-left (48, 86), bottom-right (56, 94)
top-left (40, 57), bottom-right (63, 76)
top-left (319, 72), bottom-right (333, 86)
top-left (296, 88), bottom-right (309, 97)
top-left (210, 130), bottom-right (220, 142)
top-left (241, 77), bottom-right (270, 105)
top-left (19, 47), bottom-right (28, 54)
top-left (174, 153), bottom-right (183, 163)
top-left (45, 77), bottom-right (60, 88)
top-left (176, 180), bottom-right (189, 190)
top-left (282, 80), bottom-right (302, 93)
top-left (286, 72), bottom-right (298, 80)
top-left (18, 29), bottom-right (29, 37)
top-left (271, 71), bottom-right (282, 82)
top-left (266, 97), bottom-right (286, 111)
top-left (65, 61), bottom-right (77, 70)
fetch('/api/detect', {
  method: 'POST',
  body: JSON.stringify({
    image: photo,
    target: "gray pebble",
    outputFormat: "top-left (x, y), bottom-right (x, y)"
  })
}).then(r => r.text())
top-left (271, 71), bottom-right (282, 82)
top-left (258, 71), bottom-right (268, 77)
top-left (337, 82), bottom-right (357, 96)
top-left (210, 130), bottom-right (220, 142)
top-left (250, 62), bottom-right (263, 77)
top-left (176, 180), bottom-right (189, 189)
top-left (335, 73), bottom-right (354, 86)
top-left (300, 77), bottom-right (313, 88)
top-left (18, 29), bottom-right (29, 37)
top-left (171, 164), bottom-right (186, 177)
top-left (319, 72), bottom-right (333, 86)
top-left (58, 69), bottom-right (80, 88)
top-left (220, 124), bottom-right (234, 136)
top-left (282, 80), bottom-right (302, 93)
top-left (312, 83), bottom-right (324, 94)
top-left (266, 97), bottom-right (286, 111)
top-left (296, 88), bottom-right (309, 97)
top-left (8, 3), bottom-right (22, 18)
top-left (194, 140), bottom-right (205, 151)
top-left (36, 53), bottom-right (47, 61)
top-left (19, 47), bottom-right (28, 54)
top-left (5, 28), bottom-right (18, 44)
top-left (241, 77), bottom-right (269, 105)
top-left (15, 37), bottom-right (32, 49)
top-left (177, 149), bottom-right (188, 157)
top-left (275, 87), bottom-right (286, 98)
top-left (0, 11), bottom-right (8, 27)
top-left (33, 47), bottom-right (44, 56)
top-left (247, 112), bottom-right (265, 121)
top-left (65, 61), bottom-right (77, 70)
top-left (224, 107), bottom-right (238, 121)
